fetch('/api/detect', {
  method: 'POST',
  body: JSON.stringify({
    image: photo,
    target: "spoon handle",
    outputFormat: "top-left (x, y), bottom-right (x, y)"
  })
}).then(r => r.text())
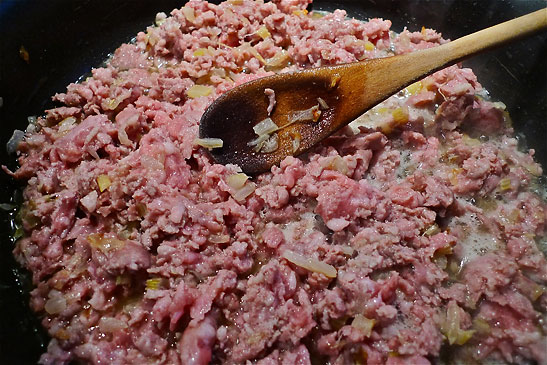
top-left (332, 8), bottom-right (547, 127)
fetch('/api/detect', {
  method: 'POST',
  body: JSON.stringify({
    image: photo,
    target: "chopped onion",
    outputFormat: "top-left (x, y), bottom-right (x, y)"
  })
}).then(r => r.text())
top-left (187, 85), bottom-right (213, 98)
top-left (118, 127), bottom-right (132, 146)
top-left (96, 174), bottom-right (111, 192)
top-left (208, 233), bottom-right (231, 244)
top-left (320, 155), bottom-right (348, 175)
top-left (256, 26), bottom-right (271, 40)
top-left (317, 97), bottom-right (329, 110)
top-left (423, 224), bottom-right (440, 237)
top-left (310, 11), bottom-right (324, 19)
top-left (351, 314), bottom-right (375, 337)
top-left (181, 6), bottom-right (196, 22)
top-left (329, 74), bottom-right (341, 90)
top-left (265, 50), bottom-right (291, 70)
top-left (193, 48), bottom-right (210, 57)
top-left (58, 117), bottom-right (77, 135)
top-left (239, 43), bottom-right (266, 64)
top-left (87, 233), bottom-right (125, 253)
top-left (340, 245), bottom-right (354, 256)
top-left (291, 132), bottom-right (301, 153)
top-left (292, 9), bottom-right (308, 17)
top-left (288, 104), bottom-right (321, 123)
top-left (260, 134), bottom-right (279, 153)
top-left (472, 318), bottom-right (491, 336)
top-left (211, 67), bottom-right (227, 78)
top-left (226, 173), bottom-right (249, 190)
top-left (404, 81), bottom-right (423, 95)
top-left (0, 203), bottom-right (14, 211)
top-left (99, 317), bottom-right (128, 332)
top-left (146, 277), bottom-right (163, 290)
top-left (103, 97), bottom-right (121, 110)
top-left (492, 101), bottom-right (507, 110)
top-left (282, 250), bottom-right (337, 278)
top-left (141, 155), bottom-right (165, 171)
top-left (391, 107), bottom-right (409, 124)
top-left (6, 129), bottom-right (25, 155)
top-left (462, 134), bottom-right (480, 147)
top-left (155, 12), bottom-right (167, 26)
top-left (248, 134), bottom-right (270, 151)
top-left (499, 178), bottom-right (512, 191)
top-left (194, 138), bottom-right (223, 149)
top-left (253, 117), bottom-right (278, 136)
top-left (233, 181), bottom-right (256, 202)
top-left (441, 301), bottom-right (475, 345)
top-left (45, 291), bottom-right (67, 315)
top-left (84, 125), bottom-right (100, 145)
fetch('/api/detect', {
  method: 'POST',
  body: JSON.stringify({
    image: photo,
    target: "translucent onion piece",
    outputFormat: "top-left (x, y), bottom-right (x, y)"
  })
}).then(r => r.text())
top-left (282, 250), bottom-right (337, 278)
top-left (141, 155), bottom-right (165, 171)
top-left (194, 138), bottom-right (223, 149)
top-left (260, 134), bottom-right (279, 153)
top-left (155, 12), bottom-right (167, 26)
top-left (84, 125), bottom-right (100, 145)
top-left (248, 134), bottom-right (269, 150)
top-left (405, 81), bottom-right (423, 95)
top-left (499, 178), bottom-right (512, 191)
top-left (58, 117), bottom-right (77, 135)
top-left (208, 233), bottom-right (231, 244)
top-left (423, 224), bottom-right (440, 237)
top-left (391, 107), bottom-right (409, 124)
top-left (181, 6), bottom-right (196, 22)
top-left (6, 129), bottom-right (25, 155)
top-left (239, 43), bottom-right (266, 64)
top-left (99, 317), bottom-right (128, 333)
top-left (288, 105), bottom-right (321, 123)
top-left (118, 127), bottom-right (132, 146)
top-left (256, 26), bottom-right (271, 40)
top-left (340, 245), bottom-right (354, 256)
top-left (103, 97), bottom-right (121, 110)
top-left (317, 97), bottom-right (329, 110)
top-left (233, 182), bottom-right (256, 202)
top-left (265, 50), bottom-right (291, 70)
top-left (44, 290), bottom-right (67, 315)
top-left (226, 173), bottom-right (249, 190)
top-left (193, 48), bottom-right (208, 57)
top-left (253, 117), bottom-right (278, 136)
top-left (187, 85), bottom-right (213, 98)
top-left (351, 314), bottom-right (375, 337)
top-left (320, 155), bottom-right (348, 175)
top-left (441, 301), bottom-right (475, 345)
top-left (87, 233), bottom-right (125, 253)
top-left (146, 278), bottom-right (163, 290)
top-left (292, 133), bottom-right (301, 153)
top-left (96, 174), bottom-right (112, 192)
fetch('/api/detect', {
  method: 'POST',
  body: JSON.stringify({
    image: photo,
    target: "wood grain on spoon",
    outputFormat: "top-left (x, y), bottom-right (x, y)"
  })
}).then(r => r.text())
top-left (199, 8), bottom-right (547, 175)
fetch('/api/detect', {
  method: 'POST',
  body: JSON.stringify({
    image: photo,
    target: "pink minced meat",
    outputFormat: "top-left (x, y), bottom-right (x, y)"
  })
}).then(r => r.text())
top-left (9, 0), bottom-right (546, 364)
top-left (265, 88), bottom-right (276, 115)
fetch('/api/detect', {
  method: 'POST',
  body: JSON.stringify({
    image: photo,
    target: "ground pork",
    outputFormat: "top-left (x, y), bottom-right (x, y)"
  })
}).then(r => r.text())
top-left (8, 0), bottom-right (546, 364)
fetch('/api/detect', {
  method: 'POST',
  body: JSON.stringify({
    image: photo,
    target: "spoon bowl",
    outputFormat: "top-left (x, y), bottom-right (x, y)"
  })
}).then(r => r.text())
top-left (200, 8), bottom-right (547, 174)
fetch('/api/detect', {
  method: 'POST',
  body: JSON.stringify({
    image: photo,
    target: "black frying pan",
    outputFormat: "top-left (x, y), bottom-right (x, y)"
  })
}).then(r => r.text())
top-left (1, 0), bottom-right (545, 363)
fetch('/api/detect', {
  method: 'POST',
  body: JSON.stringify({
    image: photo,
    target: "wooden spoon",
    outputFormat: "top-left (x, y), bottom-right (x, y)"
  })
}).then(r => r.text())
top-left (199, 8), bottom-right (547, 175)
